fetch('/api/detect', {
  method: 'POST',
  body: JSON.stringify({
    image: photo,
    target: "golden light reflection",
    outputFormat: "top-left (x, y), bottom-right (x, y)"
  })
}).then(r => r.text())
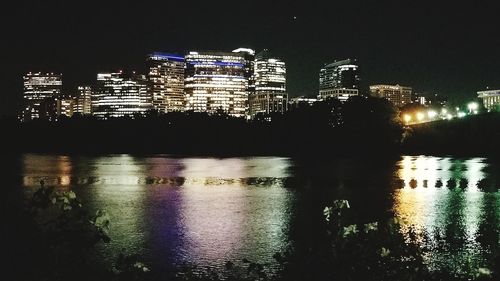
top-left (394, 156), bottom-right (488, 240)
top-left (22, 154), bottom-right (73, 188)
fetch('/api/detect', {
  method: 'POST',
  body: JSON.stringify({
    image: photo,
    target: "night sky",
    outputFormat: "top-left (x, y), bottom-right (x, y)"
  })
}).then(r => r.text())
top-left (2, 0), bottom-right (500, 116)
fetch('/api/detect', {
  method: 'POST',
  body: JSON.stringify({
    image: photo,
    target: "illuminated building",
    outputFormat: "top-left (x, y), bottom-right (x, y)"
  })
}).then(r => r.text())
top-left (147, 52), bottom-right (185, 113)
top-left (56, 97), bottom-right (75, 117)
top-left (92, 72), bottom-right (151, 119)
top-left (318, 59), bottom-right (359, 102)
top-left (22, 72), bottom-right (62, 121)
top-left (75, 86), bottom-right (92, 115)
top-left (412, 92), bottom-right (428, 105)
top-left (369, 84), bottom-right (412, 108)
top-left (289, 96), bottom-right (318, 108)
top-left (184, 51), bottom-right (248, 117)
top-left (232, 48), bottom-right (256, 96)
top-left (413, 92), bottom-right (448, 107)
top-left (477, 89), bottom-right (500, 111)
top-left (249, 50), bottom-right (287, 117)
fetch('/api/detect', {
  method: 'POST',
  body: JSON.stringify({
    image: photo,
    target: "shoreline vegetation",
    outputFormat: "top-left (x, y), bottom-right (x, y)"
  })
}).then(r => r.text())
top-left (2, 97), bottom-right (499, 158)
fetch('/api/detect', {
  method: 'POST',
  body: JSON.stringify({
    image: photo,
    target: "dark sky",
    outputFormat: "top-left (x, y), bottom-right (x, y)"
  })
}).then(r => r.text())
top-left (2, 0), bottom-right (500, 116)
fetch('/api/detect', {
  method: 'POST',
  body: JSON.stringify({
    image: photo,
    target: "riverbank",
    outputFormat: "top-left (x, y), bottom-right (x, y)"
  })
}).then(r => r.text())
top-left (2, 111), bottom-right (499, 158)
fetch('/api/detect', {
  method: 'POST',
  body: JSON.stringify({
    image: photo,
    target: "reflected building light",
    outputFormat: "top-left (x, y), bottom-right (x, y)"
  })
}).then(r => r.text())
top-left (177, 157), bottom-right (292, 264)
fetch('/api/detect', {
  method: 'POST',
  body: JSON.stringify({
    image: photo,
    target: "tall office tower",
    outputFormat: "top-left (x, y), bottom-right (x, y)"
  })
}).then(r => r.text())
top-left (147, 52), bottom-right (185, 113)
top-left (318, 59), bottom-right (359, 102)
top-left (369, 84), bottom-right (412, 108)
top-left (22, 72), bottom-right (62, 121)
top-left (232, 48), bottom-right (256, 96)
top-left (92, 71), bottom-right (151, 119)
top-left (184, 51), bottom-right (248, 117)
top-left (75, 86), bottom-right (92, 115)
top-left (249, 49), bottom-right (287, 117)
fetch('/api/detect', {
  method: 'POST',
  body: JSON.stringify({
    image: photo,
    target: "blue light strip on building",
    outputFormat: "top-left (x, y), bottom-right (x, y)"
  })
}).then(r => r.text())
top-left (151, 52), bottom-right (184, 61)
top-left (187, 61), bottom-right (244, 67)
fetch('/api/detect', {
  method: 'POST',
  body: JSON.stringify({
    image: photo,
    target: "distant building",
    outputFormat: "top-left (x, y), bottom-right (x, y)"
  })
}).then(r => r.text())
top-left (56, 97), bottom-right (75, 117)
top-left (92, 72), bottom-right (151, 119)
top-left (147, 52), bottom-right (185, 113)
top-left (412, 92), bottom-right (428, 106)
top-left (233, 48), bottom-right (256, 97)
top-left (289, 96), bottom-right (318, 108)
top-left (412, 92), bottom-right (447, 107)
top-left (478, 89), bottom-right (500, 111)
top-left (184, 51), bottom-right (248, 117)
top-left (319, 88), bottom-right (359, 102)
top-left (38, 97), bottom-right (58, 121)
top-left (22, 72), bottom-right (62, 121)
top-left (75, 86), bottom-right (92, 115)
top-left (249, 50), bottom-right (287, 117)
top-left (318, 59), bottom-right (359, 102)
top-left (369, 84), bottom-right (412, 108)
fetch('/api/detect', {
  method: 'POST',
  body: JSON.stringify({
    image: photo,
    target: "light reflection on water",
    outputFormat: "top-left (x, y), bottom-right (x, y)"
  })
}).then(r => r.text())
top-left (19, 154), bottom-right (499, 273)
top-left (21, 155), bottom-right (293, 270)
top-left (394, 156), bottom-right (499, 273)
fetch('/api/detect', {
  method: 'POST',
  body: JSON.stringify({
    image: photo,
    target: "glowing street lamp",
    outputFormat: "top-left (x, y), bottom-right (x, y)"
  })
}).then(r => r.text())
top-left (416, 112), bottom-right (425, 122)
top-left (467, 102), bottom-right (478, 114)
top-left (427, 110), bottom-right (437, 119)
top-left (457, 111), bottom-right (466, 118)
top-left (403, 114), bottom-right (412, 124)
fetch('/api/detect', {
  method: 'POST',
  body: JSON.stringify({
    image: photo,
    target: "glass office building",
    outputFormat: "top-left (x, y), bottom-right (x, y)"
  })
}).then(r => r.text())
top-left (249, 49), bottom-right (287, 117)
top-left (147, 52), bottom-right (185, 113)
top-left (92, 72), bottom-right (151, 119)
top-left (22, 72), bottom-right (62, 121)
top-left (184, 51), bottom-right (248, 117)
top-left (318, 59), bottom-right (359, 102)
top-left (233, 48), bottom-right (256, 97)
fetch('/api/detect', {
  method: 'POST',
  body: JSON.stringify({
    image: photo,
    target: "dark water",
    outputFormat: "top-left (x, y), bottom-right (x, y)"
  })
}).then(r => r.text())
top-left (14, 154), bottom-right (500, 274)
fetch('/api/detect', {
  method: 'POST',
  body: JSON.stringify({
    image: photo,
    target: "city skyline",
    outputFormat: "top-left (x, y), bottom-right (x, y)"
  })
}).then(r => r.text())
top-left (2, 1), bottom-right (500, 117)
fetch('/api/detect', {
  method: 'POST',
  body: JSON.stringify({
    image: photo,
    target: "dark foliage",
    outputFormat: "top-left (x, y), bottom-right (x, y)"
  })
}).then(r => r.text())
top-left (2, 97), bottom-right (403, 157)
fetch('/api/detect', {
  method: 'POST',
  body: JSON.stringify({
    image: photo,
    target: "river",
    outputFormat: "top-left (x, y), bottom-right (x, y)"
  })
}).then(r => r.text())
top-left (13, 154), bottom-right (500, 275)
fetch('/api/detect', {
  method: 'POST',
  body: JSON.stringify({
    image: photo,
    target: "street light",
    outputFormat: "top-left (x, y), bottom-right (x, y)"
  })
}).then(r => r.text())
top-left (467, 102), bottom-right (478, 114)
top-left (403, 114), bottom-right (412, 124)
top-left (416, 112), bottom-right (425, 121)
top-left (428, 110), bottom-right (437, 119)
